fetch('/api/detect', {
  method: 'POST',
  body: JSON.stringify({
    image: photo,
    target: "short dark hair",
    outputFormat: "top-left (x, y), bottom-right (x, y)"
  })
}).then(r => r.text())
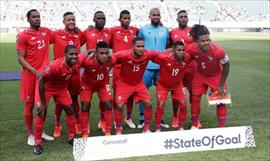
top-left (132, 37), bottom-right (144, 45)
top-left (190, 24), bottom-right (210, 41)
top-left (173, 41), bottom-right (185, 48)
top-left (94, 11), bottom-right (104, 18)
top-left (26, 9), bottom-right (38, 19)
top-left (119, 10), bottom-right (130, 19)
top-left (96, 41), bottom-right (109, 50)
top-left (63, 12), bottom-right (73, 18)
top-left (64, 44), bottom-right (77, 55)
top-left (177, 10), bottom-right (187, 15)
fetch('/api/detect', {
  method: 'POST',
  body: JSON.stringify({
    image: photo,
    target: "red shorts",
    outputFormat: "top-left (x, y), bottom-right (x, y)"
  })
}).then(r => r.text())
top-left (156, 83), bottom-right (186, 102)
top-left (112, 65), bottom-right (121, 88)
top-left (36, 88), bottom-right (72, 107)
top-left (114, 80), bottom-right (150, 105)
top-left (192, 72), bottom-right (227, 95)
top-left (67, 70), bottom-right (80, 96)
top-left (80, 82), bottom-right (112, 102)
top-left (20, 70), bottom-right (38, 103)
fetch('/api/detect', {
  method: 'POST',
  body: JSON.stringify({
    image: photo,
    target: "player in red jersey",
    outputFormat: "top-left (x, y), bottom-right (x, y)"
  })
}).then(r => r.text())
top-left (50, 12), bottom-right (85, 137)
top-left (80, 41), bottom-right (113, 138)
top-left (83, 11), bottom-right (112, 130)
top-left (16, 9), bottom-right (53, 146)
top-left (153, 41), bottom-right (190, 131)
top-left (33, 45), bottom-right (83, 155)
top-left (169, 10), bottom-right (199, 128)
top-left (112, 37), bottom-right (159, 134)
top-left (187, 24), bottom-right (230, 129)
top-left (111, 10), bottom-right (139, 129)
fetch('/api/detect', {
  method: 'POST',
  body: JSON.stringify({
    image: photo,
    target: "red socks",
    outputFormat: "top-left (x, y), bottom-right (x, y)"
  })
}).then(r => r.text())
top-left (24, 103), bottom-right (34, 135)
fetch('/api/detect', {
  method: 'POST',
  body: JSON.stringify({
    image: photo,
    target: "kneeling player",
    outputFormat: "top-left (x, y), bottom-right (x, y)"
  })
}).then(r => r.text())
top-left (33, 45), bottom-right (82, 155)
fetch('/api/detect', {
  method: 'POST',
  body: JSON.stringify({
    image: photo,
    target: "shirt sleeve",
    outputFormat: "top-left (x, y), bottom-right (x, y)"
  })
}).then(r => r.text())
top-left (138, 28), bottom-right (143, 39)
top-left (16, 32), bottom-right (27, 51)
top-left (42, 63), bottom-right (55, 79)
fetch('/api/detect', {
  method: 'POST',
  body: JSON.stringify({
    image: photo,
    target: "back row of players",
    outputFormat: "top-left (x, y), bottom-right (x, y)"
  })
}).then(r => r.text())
top-left (16, 8), bottom-right (230, 155)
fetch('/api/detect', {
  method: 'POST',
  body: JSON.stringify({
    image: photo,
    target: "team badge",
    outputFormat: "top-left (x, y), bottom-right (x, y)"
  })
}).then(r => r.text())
top-left (42, 32), bottom-right (46, 36)
top-left (91, 33), bottom-right (95, 36)
top-left (187, 33), bottom-right (190, 37)
top-left (117, 31), bottom-right (121, 34)
top-left (61, 36), bottom-right (66, 39)
top-left (167, 63), bottom-right (171, 66)
top-left (31, 37), bottom-right (35, 40)
top-left (208, 56), bottom-right (213, 61)
top-left (69, 40), bottom-right (74, 45)
top-left (74, 35), bottom-right (78, 39)
top-left (45, 66), bottom-right (50, 74)
top-left (129, 30), bottom-right (133, 34)
top-left (104, 33), bottom-right (108, 38)
top-left (91, 69), bottom-right (96, 72)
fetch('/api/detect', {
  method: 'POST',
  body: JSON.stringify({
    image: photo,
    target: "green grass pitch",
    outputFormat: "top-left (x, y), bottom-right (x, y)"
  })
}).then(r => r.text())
top-left (0, 32), bottom-right (269, 161)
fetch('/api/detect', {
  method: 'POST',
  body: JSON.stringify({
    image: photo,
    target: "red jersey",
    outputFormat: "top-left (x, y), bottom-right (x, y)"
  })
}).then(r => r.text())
top-left (153, 52), bottom-right (191, 88)
top-left (112, 49), bottom-right (159, 85)
top-left (111, 26), bottom-right (138, 53)
top-left (16, 27), bottom-right (51, 69)
top-left (81, 55), bottom-right (111, 89)
top-left (83, 28), bottom-right (112, 50)
top-left (42, 54), bottom-right (86, 91)
top-left (170, 26), bottom-right (193, 47)
top-left (51, 29), bottom-right (85, 59)
top-left (187, 43), bottom-right (228, 76)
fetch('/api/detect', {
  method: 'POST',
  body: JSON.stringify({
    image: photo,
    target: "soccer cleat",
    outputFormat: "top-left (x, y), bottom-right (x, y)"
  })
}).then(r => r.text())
top-left (68, 138), bottom-right (74, 146)
top-left (171, 116), bottom-right (178, 129)
top-left (104, 132), bottom-right (111, 136)
top-left (143, 124), bottom-right (151, 133)
top-left (208, 91), bottom-right (231, 105)
top-left (42, 132), bottom-right (54, 141)
top-left (125, 118), bottom-right (136, 128)
top-left (98, 120), bottom-right (106, 133)
top-left (115, 127), bottom-right (122, 135)
top-left (137, 122), bottom-right (144, 129)
top-left (33, 144), bottom-right (43, 155)
top-left (53, 124), bottom-right (62, 138)
top-left (190, 126), bottom-right (199, 130)
top-left (27, 135), bottom-right (35, 146)
top-left (75, 123), bottom-right (82, 135)
top-left (178, 128), bottom-right (184, 131)
top-left (197, 120), bottom-right (202, 128)
top-left (161, 120), bottom-right (170, 128)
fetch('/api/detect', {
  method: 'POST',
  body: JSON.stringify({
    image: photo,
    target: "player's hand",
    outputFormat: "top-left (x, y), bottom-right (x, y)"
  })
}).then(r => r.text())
top-left (36, 103), bottom-right (47, 118)
top-left (217, 85), bottom-right (225, 96)
top-left (34, 70), bottom-right (42, 80)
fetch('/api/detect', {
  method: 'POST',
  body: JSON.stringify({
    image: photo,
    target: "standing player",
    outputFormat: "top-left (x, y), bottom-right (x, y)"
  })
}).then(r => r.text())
top-left (112, 37), bottom-right (159, 134)
top-left (16, 9), bottom-right (53, 146)
top-left (80, 41), bottom-right (113, 138)
top-left (83, 11), bottom-right (112, 131)
top-left (33, 45), bottom-right (82, 155)
top-left (153, 41), bottom-right (189, 131)
top-left (169, 10), bottom-right (200, 128)
top-left (50, 12), bottom-right (85, 137)
top-left (187, 24), bottom-right (230, 129)
top-left (111, 10), bottom-right (138, 128)
top-left (137, 8), bottom-right (170, 129)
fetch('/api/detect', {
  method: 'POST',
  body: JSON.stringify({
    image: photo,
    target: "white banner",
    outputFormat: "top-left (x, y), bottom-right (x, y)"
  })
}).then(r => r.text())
top-left (73, 126), bottom-right (256, 161)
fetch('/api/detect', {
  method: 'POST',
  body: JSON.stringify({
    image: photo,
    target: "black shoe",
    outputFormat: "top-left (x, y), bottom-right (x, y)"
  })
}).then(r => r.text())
top-left (68, 138), bottom-right (74, 146)
top-left (33, 144), bottom-right (42, 155)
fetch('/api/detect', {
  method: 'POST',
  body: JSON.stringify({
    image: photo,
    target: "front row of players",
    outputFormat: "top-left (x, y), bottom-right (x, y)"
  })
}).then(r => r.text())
top-left (33, 26), bottom-right (230, 154)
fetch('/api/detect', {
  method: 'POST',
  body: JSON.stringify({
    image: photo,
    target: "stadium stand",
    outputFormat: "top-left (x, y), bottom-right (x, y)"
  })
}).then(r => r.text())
top-left (0, 0), bottom-right (269, 32)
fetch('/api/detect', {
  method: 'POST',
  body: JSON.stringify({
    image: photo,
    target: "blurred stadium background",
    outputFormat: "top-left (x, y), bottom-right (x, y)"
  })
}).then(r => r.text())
top-left (1, 0), bottom-right (269, 32)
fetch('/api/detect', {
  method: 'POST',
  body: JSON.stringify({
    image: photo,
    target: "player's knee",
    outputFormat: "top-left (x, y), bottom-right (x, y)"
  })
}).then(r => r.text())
top-left (81, 102), bottom-right (90, 112)
top-left (63, 106), bottom-right (74, 115)
top-left (103, 100), bottom-right (112, 109)
top-left (143, 100), bottom-right (152, 109)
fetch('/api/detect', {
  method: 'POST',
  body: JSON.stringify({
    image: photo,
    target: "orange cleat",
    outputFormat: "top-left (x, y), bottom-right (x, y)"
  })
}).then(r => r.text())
top-left (171, 116), bottom-right (178, 129)
top-left (75, 123), bottom-right (82, 135)
top-left (98, 120), bottom-right (106, 133)
top-left (53, 124), bottom-right (62, 138)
